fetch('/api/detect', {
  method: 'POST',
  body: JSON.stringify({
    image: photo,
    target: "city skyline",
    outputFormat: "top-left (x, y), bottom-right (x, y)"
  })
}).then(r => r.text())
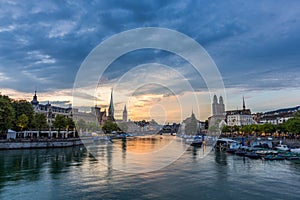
top-left (1, 1), bottom-right (300, 121)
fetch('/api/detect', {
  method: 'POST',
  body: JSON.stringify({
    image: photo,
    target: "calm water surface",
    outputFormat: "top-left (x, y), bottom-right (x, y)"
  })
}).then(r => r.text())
top-left (0, 135), bottom-right (300, 200)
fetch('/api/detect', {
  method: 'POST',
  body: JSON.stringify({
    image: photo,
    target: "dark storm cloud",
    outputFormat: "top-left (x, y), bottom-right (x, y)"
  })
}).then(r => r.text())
top-left (0, 0), bottom-right (300, 94)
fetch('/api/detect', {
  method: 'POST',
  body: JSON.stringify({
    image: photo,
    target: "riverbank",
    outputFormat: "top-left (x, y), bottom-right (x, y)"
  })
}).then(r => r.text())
top-left (0, 138), bottom-right (83, 150)
top-left (221, 136), bottom-right (300, 147)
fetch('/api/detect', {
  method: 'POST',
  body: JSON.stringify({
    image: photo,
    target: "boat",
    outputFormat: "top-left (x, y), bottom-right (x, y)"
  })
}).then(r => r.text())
top-left (285, 156), bottom-right (300, 160)
top-left (290, 148), bottom-right (300, 153)
top-left (256, 150), bottom-right (278, 155)
top-left (189, 135), bottom-right (203, 147)
top-left (226, 148), bottom-right (236, 154)
top-left (190, 139), bottom-right (202, 147)
top-left (245, 152), bottom-right (261, 159)
top-left (93, 135), bottom-right (111, 142)
top-left (263, 155), bottom-right (285, 161)
top-left (251, 137), bottom-right (273, 149)
top-left (226, 141), bottom-right (242, 153)
top-left (235, 149), bottom-right (247, 156)
top-left (283, 152), bottom-right (300, 160)
top-left (110, 133), bottom-right (133, 140)
top-left (215, 138), bottom-right (237, 151)
top-left (275, 144), bottom-right (289, 151)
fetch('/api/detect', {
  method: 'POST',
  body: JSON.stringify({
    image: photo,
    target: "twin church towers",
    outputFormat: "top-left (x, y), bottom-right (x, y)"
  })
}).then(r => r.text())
top-left (212, 95), bottom-right (225, 116)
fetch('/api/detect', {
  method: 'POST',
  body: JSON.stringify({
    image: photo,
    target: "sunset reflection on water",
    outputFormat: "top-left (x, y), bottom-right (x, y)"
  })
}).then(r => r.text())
top-left (112, 135), bottom-right (175, 154)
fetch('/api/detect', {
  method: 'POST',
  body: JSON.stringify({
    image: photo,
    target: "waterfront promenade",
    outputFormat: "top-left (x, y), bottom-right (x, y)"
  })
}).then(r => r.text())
top-left (0, 138), bottom-right (82, 150)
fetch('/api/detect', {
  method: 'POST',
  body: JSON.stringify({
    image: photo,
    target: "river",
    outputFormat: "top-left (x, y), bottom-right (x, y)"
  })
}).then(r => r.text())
top-left (0, 135), bottom-right (299, 200)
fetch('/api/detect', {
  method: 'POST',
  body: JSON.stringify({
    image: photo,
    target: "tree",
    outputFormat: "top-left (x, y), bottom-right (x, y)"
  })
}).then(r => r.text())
top-left (249, 124), bottom-right (259, 135)
top-left (53, 115), bottom-right (66, 137)
top-left (232, 125), bottom-right (240, 133)
top-left (0, 95), bottom-right (14, 134)
top-left (285, 118), bottom-right (300, 135)
top-left (12, 100), bottom-right (34, 130)
top-left (65, 117), bottom-right (75, 131)
top-left (102, 121), bottom-right (119, 134)
top-left (260, 123), bottom-right (275, 135)
top-left (293, 110), bottom-right (300, 119)
top-left (32, 113), bottom-right (48, 132)
top-left (241, 125), bottom-right (251, 135)
top-left (276, 123), bottom-right (287, 134)
top-left (222, 125), bottom-right (231, 134)
top-left (16, 114), bottom-right (29, 131)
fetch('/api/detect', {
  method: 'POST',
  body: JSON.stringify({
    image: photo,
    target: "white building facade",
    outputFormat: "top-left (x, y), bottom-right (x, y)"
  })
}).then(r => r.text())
top-left (227, 114), bottom-right (255, 126)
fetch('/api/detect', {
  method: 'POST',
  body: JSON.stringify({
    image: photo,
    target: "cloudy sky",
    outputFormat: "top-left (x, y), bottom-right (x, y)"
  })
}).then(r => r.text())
top-left (1, 0), bottom-right (300, 122)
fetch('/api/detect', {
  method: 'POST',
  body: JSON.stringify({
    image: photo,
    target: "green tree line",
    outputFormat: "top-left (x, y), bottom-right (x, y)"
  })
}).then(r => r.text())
top-left (222, 110), bottom-right (300, 136)
top-left (0, 94), bottom-right (75, 135)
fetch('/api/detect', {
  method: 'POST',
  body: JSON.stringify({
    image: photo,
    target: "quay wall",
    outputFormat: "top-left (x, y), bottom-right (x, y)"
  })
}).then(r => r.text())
top-left (0, 139), bottom-right (83, 150)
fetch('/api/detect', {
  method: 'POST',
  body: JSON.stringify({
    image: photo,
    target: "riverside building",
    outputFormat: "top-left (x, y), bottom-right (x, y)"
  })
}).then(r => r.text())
top-left (226, 97), bottom-right (256, 126)
top-left (30, 91), bottom-right (101, 128)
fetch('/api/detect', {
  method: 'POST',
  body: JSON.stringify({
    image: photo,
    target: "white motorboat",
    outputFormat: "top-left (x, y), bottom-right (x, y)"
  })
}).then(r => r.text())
top-left (215, 138), bottom-right (236, 151)
top-left (290, 148), bottom-right (300, 153)
top-left (275, 144), bottom-right (289, 151)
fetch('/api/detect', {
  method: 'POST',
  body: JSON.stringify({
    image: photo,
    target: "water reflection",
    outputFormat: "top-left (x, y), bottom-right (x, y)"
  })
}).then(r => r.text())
top-left (87, 135), bottom-right (190, 173)
top-left (114, 136), bottom-right (172, 154)
top-left (0, 137), bottom-right (299, 200)
top-left (0, 147), bottom-right (87, 186)
top-left (214, 151), bottom-right (228, 165)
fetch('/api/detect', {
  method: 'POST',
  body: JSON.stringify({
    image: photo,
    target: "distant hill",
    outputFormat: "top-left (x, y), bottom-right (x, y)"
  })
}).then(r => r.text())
top-left (264, 106), bottom-right (300, 115)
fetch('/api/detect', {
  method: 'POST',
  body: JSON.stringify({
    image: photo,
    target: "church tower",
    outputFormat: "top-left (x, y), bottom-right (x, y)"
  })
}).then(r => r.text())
top-left (242, 96), bottom-right (246, 110)
top-left (123, 105), bottom-right (127, 122)
top-left (31, 91), bottom-right (39, 111)
top-left (212, 95), bottom-right (225, 116)
top-left (31, 91), bottom-right (39, 105)
top-left (108, 88), bottom-right (115, 121)
top-left (219, 96), bottom-right (225, 115)
top-left (212, 95), bottom-right (218, 116)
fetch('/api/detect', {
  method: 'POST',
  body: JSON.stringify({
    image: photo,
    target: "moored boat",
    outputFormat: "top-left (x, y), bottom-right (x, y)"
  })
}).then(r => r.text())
top-left (290, 148), bottom-right (300, 153)
top-left (190, 140), bottom-right (202, 147)
top-left (256, 150), bottom-right (278, 155)
top-left (235, 149), bottom-right (247, 156)
top-left (275, 144), bottom-right (289, 151)
top-left (189, 135), bottom-right (203, 147)
top-left (263, 155), bottom-right (285, 160)
top-left (226, 148), bottom-right (236, 154)
top-left (215, 138), bottom-right (236, 151)
top-left (245, 152), bottom-right (261, 159)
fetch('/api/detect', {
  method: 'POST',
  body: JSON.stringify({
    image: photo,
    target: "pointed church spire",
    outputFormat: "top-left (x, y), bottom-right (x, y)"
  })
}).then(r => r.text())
top-left (242, 96), bottom-right (246, 110)
top-left (123, 104), bottom-right (127, 122)
top-left (191, 107), bottom-right (195, 119)
top-left (108, 88), bottom-right (114, 120)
